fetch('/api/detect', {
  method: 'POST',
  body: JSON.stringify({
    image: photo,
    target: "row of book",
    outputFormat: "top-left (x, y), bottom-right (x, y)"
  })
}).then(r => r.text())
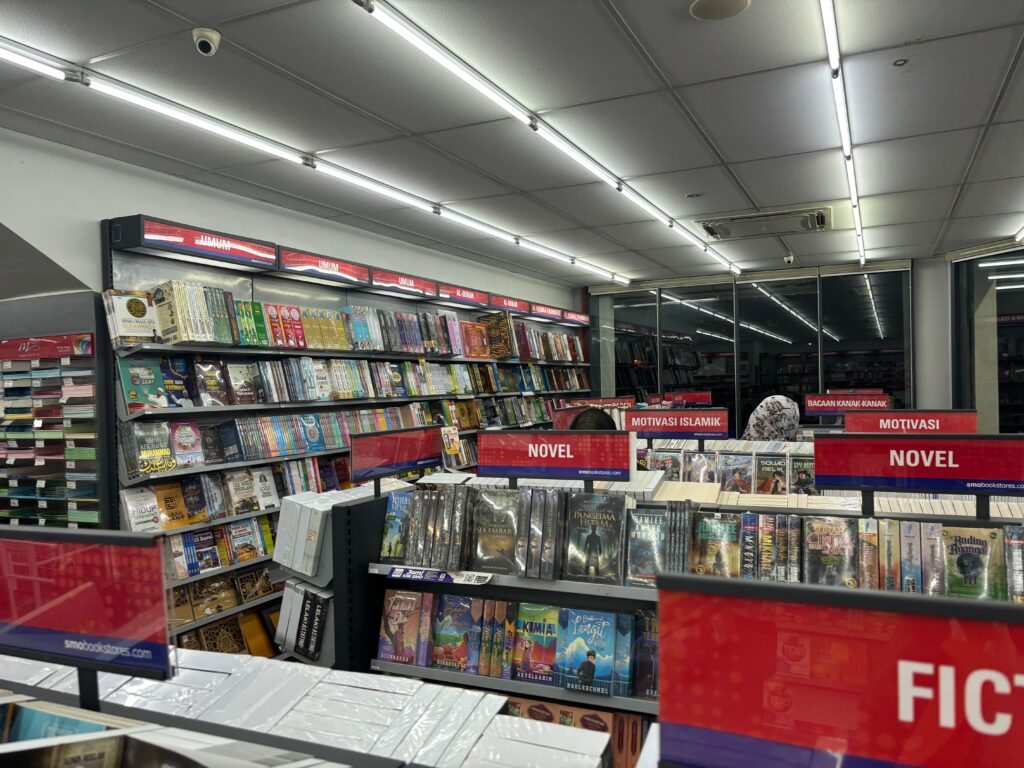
top-left (669, 450), bottom-right (819, 494)
top-left (442, 434), bottom-right (478, 470)
top-left (166, 512), bottom-right (276, 580)
top-left (378, 590), bottom-right (658, 701)
top-left (106, 284), bottom-right (586, 362)
top-left (275, 578), bottom-right (334, 665)
top-left (170, 564), bottom-right (279, 629)
top-left (430, 470), bottom-right (668, 504)
top-left (175, 606), bottom-right (277, 657)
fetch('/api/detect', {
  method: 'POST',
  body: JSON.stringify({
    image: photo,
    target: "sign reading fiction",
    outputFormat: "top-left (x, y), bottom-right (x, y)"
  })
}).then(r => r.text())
top-left (277, 248), bottom-right (370, 285)
top-left (477, 431), bottom-right (635, 481)
top-left (659, 584), bottom-right (1024, 767)
top-left (814, 434), bottom-right (1024, 492)
top-left (370, 270), bottom-right (437, 297)
top-left (664, 391), bottom-right (712, 406)
top-left (137, 217), bottom-right (276, 268)
top-left (0, 530), bottom-right (169, 677)
top-left (438, 284), bottom-right (488, 307)
top-left (350, 426), bottom-right (444, 482)
top-left (845, 410), bottom-right (979, 435)
top-left (804, 393), bottom-right (892, 416)
top-left (623, 409), bottom-right (728, 439)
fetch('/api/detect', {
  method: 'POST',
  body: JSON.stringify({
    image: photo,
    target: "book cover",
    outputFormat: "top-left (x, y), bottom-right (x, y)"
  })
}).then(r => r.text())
top-left (560, 608), bottom-right (615, 696)
top-left (478, 313), bottom-right (516, 359)
top-left (130, 422), bottom-right (176, 476)
top-left (857, 518), bottom-right (880, 590)
top-left (683, 451), bottom-right (717, 483)
top-left (223, 470), bottom-right (260, 514)
top-left (194, 358), bottom-right (229, 406)
top-left (226, 362), bottom-right (259, 405)
top-left (381, 491), bottom-right (412, 563)
top-left (251, 466), bottom-right (280, 510)
top-left (649, 450), bottom-right (682, 481)
top-left (613, 612), bottom-right (633, 697)
top-left (501, 601), bottom-right (518, 679)
top-left (179, 475), bottom-right (211, 526)
top-left (415, 591), bottom-right (434, 667)
top-left (718, 453), bottom-right (753, 493)
top-left (153, 482), bottom-right (188, 529)
top-left (513, 602), bottom-right (559, 685)
top-left (432, 593), bottom-right (478, 673)
top-left (625, 508), bottom-right (666, 587)
top-left (461, 321), bottom-right (491, 359)
top-left (757, 514), bottom-right (776, 581)
top-left (878, 519), bottom-right (901, 592)
top-left (170, 421), bottom-right (204, 467)
top-left (297, 414), bottom-right (325, 452)
top-left (802, 516), bottom-right (858, 588)
top-left (900, 521), bottom-right (923, 594)
top-left (739, 512), bottom-right (759, 579)
top-left (790, 456), bottom-right (818, 495)
top-left (489, 601), bottom-right (508, 678)
top-left (479, 599), bottom-right (495, 677)
top-left (120, 487), bottom-right (161, 532)
top-left (468, 488), bottom-right (525, 575)
top-left (563, 492), bottom-right (628, 585)
top-left (117, 356), bottom-right (167, 412)
top-left (921, 522), bottom-right (945, 596)
top-left (943, 526), bottom-right (1007, 600)
top-left (105, 288), bottom-right (161, 345)
top-left (689, 512), bottom-right (741, 578)
top-left (754, 454), bottom-right (787, 494)
top-left (466, 597), bottom-right (484, 674)
top-left (378, 589), bottom-right (421, 665)
top-left (229, 520), bottom-right (261, 562)
top-left (192, 529), bottom-right (221, 572)
top-left (633, 608), bottom-right (658, 699)
top-left (200, 425), bottom-right (225, 465)
top-left (1006, 525), bottom-right (1024, 603)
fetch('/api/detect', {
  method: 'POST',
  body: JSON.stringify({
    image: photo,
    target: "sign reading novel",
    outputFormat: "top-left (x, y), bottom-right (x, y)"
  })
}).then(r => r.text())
top-left (845, 410), bottom-right (979, 434)
top-left (109, 215), bottom-right (277, 269)
top-left (659, 578), bottom-right (1024, 768)
top-left (624, 409), bottom-right (729, 439)
top-left (804, 392), bottom-right (891, 416)
top-left (477, 431), bottom-right (635, 481)
top-left (664, 391), bottom-right (712, 406)
top-left (351, 426), bottom-right (444, 482)
top-left (277, 247), bottom-right (370, 285)
top-left (814, 433), bottom-right (1024, 492)
top-left (0, 528), bottom-right (170, 678)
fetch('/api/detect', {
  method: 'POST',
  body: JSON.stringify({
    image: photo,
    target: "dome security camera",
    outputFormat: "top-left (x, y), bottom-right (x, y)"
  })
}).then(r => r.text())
top-left (784, 254), bottom-right (795, 265)
top-left (192, 28), bottom-right (221, 57)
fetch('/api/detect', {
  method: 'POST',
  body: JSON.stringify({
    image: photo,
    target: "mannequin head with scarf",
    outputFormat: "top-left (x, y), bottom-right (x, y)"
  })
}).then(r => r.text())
top-left (741, 395), bottom-right (800, 442)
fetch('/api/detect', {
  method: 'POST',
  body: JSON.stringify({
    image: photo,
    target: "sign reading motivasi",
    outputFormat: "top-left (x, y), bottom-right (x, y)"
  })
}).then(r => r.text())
top-left (438, 284), bottom-right (489, 307)
top-left (370, 269), bottom-right (438, 297)
top-left (109, 215), bottom-right (277, 269)
top-left (277, 248), bottom-right (370, 285)
top-left (530, 303), bottom-right (563, 320)
top-left (489, 294), bottom-right (530, 313)
top-left (477, 431), bottom-right (636, 481)
top-left (624, 409), bottom-right (729, 439)
top-left (814, 434), bottom-right (1024, 492)
top-left (659, 580), bottom-right (1024, 767)
top-left (804, 392), bottom-right (892, 416)
top-left (845, 410), bottom-right (979, 434)
top-left (0, 529), bottom-right (170, 677)
top-left (351, 426), bottom-right (444, 482)
top-left (664, 391), bottom-right (712, 406)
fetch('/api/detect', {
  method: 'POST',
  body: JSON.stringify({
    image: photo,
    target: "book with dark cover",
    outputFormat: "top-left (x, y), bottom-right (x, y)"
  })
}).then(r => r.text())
top-left (500, 601), bottom-right (518, 679)
top-left (215, 421), bottom-right (243, 463)
top-left (625, 508), bottom-right (666, 587)
top-left (613, 612), bottom-right (633, 697)
top-left (192, 529), bottom-right (221, 572)
top-left (718, 453), bottom-right (753, 494)
top-left (879, 519), bottom-right (901, 592)
top-left (563, 492), bottom-right (628, 585)
top-left (478, 312), bottom-right (517, 359)
top-left (790, 455), bottom-right (818, 495)
top-left (226, 362), bottom-right (259, 405)
top-left (295, 586), bottom-right (314, 657)
top-left (194, 357), bottom-right (229, 406)
top-left (179, 475), bottom-right (211, 526)
top-left (468, 489), bottom-right (525, 575)
top-left (802, 516), bottom-right (858, 588)
top-left (858, 518), bottom-right (879, 590)
top-left (559, 608), bottom-right (615, 696)
top-left (513, 602), bottom-right (559, 685)
top-left (633, 608), bottom-right (658, 699)
top-left (160, 354), bottom-right (195, 407)
top-left (739, 512), bottom-right (758, 579)
top-left (754, 454), bottom-right (787, 494)
top-left (416, 592), bottom-right (434, 667)
top-left (432, 594), bottom-right (480, 673)
top-left (943, 526), bottom-right (1006, 600)
top-left (378, 589), bottom-right (422, 665)
top-left (757, 514), bottom-right (776, 580)
top-left (787, 514), bottom-right (800, 582)
top-left (689, 512), bottom-right (741, 578)
top-left (223, 469), bottom-right (260, 514)
top-left (306, 590), bottom-right (330, 662)
top-left (539, 489), bottom-right (561, 580)
top-left (170, 421), bottom-right (204, 467)
top-left (381, 491), bottom-right (412, 564)
top-left (130, 422), bottom-right (176, 476)
top-left (200, 425), bottom-right (225, 465)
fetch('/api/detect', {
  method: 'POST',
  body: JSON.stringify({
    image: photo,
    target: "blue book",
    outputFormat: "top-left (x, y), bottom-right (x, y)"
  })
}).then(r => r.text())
top-left (612, 612), bottom-right (633, 696)
top-left (559, 608), bottom-right (615, 696)
top-left (299, 414), bottom-right (325, 452)
top-left (216, 422), bottom-right (243, 463)
top-left (381, 492), bottom-right (412, 563)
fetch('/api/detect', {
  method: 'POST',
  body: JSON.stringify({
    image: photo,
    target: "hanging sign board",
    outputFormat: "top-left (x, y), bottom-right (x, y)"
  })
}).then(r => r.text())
top-left (370, 270), bottom-right (438, 298)
top-left (350, 426), bottom-right (443, 482)
top-left (109, 215), bottom-right (276, 269)
top-left (438, 284), bottom-right (489, 307)
top-left (530, 303), bottom-right (563, 321)
top-left (489, 294), bottom-right (530, 313)
top-left (277, 248), bottom-right (370, 285)
top-left (845, 410), bottom-right (978, 435)
top-left (562, 311), bottom-right (590, 325)
top-left (814, 433), bottom-right (1024, 492)
top-left (623, 408), bottom-right (729, 439)
top-left (664, 391), bottom-right (712, 406)
top-left (477, 430), bottom-right (635, 481)
top-left (804, 393), bottom-right (892, 416)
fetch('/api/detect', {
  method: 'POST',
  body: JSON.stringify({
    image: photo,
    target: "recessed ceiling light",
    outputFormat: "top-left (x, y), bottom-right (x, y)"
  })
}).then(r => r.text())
top-left (685, 192), bottom-right (704, 198)
top-left (893, 58), bottom-right (909, 67)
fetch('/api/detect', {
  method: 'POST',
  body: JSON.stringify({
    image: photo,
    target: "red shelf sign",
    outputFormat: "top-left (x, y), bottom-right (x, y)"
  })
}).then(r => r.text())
top-left (530, 303), bottom-right (563, 320)
top-left (845, 410), bottom-right (979, 435)
top-left (371, 270), bottom-right (437, 297)
top-left (814, 433), bottom-right (1024, 492)
top-left (664, 391), bottom-right (712, 406)
top-left (438, 284), bottom-right (489, 307)
top-left (489, 294), bottom-right (530, 313)
top-left (351, 426), bottom-right (443, 482)
top-left (140, 218), bottom-right (276, 267)
top-left (624, 409), bottom-right (729, 439)
top-left (278, 248), bottom-right (370, 284)
top-left (563, 311), bottom-right (590, 325)
top-left (660, 582), bottom-right (1024, 768)
top-left (804, 393), bottom-right (892, 416)
top-left (0, 334), bottom-right (93, 361)
top-left (477, 431), bottom-right (636, 482)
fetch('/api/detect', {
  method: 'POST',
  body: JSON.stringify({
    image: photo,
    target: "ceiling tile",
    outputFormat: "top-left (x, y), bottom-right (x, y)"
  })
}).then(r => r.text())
top-left (785, 229), bottom-right (859, 256)
top-left (598, 221), bottom-right (686, 251)
top-left (447, 195), bottom-right (577, 235)
top-left (864, 245), bottom-right (936, 261)
top-left (731, 149), bottom-right (847, 207)
top-left (844, 28), bottom-right (1018, 145)
top-left (527, 228), bottom-right (624, 256)
top-left (153, 0), bottom-right (304, 25)
top-left (859, 187), bottom-right (958, 227)
top-left (390, 0), bottom-right (659, 110)
top-left (939, 212), bottom-right (1024, 251)
top-left (357, 207), bottom-right (506, 245)
top-left (713, 238), bottom-right (789, 266)
top-left (863, 221), bottom-right (943, 250)
top-left (92, 35), bottom-right (396, 152)
top-left (854, 128), bottom-right (980, 195)
top-left (996, 58), bottom-right (1024, 123)
top-left (0, 0), bottom-right (187, 62)
top-left (682, 61), bottom-right (840, 162)
top-left (615, 0), bottom-right (826, 86)
top-left (532, 183), bottom-right (647, 228)
top-left (970, 121), bottom-right (1024, 181)
top-left (182, 169), bottom-right (346, 219)
top-left (956, 177), bottom-right (1024, 218)
top-left (542, 91), bottom-right (716, 178)
top-left (424, 119), bottom-right (596, 192)
top-left (631, 244), bottom-right (724, 274)
top-left (629, 166), bottom-right (752, 218)
top-left (318, 138), bottom-right (507, 201)
top-left (223, 0), bottom-right (507, 134)
top-left (326, 213), bottom-right (445, 249)
top-left (835, 0), bottom-right (1024, 54)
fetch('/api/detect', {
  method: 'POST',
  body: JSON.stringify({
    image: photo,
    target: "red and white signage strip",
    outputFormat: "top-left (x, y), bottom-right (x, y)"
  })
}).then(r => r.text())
top-left (438, 284), bottom-right (489, 307)
top-left (277, 248), bottom-right (370, 284)
top-left (845, 410), bottom-right (978, 435)
top-left (530, 303), bottom-right (563, 320)
top-left (489, 294), bottom-right (530, 313)
top-left (664, 391), bottom-right (712, 406)
top-left (624, 409), bottom-right (728, 439)
top-left (562, 311), bottom-right (590, 325)
top-left (141, 218), bottom-right (276, 267)
top-left (370, 269), bottom-right (437, 297)
top-left (477, 431), bottom-right (635, 482)
top-left (815, 433), bottom-right (1024, 492)
top-left (805, 393), bottom-right (891, 416)
top-left (0, 334), bottom-right (93, 361)
top-left (560, 396), bottom-right (637, 408)
top-left (350, 426), bottom-right (443, 482)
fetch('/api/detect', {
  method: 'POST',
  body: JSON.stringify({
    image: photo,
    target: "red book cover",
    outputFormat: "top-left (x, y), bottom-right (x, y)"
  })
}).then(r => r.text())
top-left (286, 305), bottom-right (307, 349)
top-left (263, 304), bottom-right (288, 348)
top-left (461, 321), bottom-right (491, 359)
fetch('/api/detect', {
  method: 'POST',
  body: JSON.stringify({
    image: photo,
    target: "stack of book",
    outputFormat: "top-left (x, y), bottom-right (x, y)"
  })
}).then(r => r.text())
top-left (165, 512), bottom-right (276, 580)
top-left (275, 578), bottom-right (334, 664)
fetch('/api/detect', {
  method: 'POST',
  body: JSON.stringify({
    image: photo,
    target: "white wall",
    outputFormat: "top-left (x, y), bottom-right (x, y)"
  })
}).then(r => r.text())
top-left (0, 127), bottom-right (576, 308)
top-left (912, 258), bottom-right (952, 408)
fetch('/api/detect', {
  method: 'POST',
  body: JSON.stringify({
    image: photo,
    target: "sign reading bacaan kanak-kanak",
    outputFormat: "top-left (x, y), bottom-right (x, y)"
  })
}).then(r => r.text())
top-left (477, 431), bottom-right (635, 481)
top-left (623, 409), bottom-right (728, 439)
top-left (804, 392), bottom-right (891, 416)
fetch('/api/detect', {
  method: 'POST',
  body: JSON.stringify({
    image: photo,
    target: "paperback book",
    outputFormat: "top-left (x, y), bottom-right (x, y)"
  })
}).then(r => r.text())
top-left (943, 526), bottom-right (1006, 600)
top-left (718, 453), bottom-right (753, 494)
top-left (754, 454), bottom-right (787, 494)
top-left (513, 602), bottom-right (559, 685)
top-left (689, 512), bottom-right (741, 578)
top-left (563, 492), bottom-right (627, 585)
top-left (559, 608), bottom-right (615, 696)
top-left (378, 589), bottom-right (421, 665)
top-left (802, 517), bottom-right (858, 589)
top-left (625, 508), bottom-right (666, 587)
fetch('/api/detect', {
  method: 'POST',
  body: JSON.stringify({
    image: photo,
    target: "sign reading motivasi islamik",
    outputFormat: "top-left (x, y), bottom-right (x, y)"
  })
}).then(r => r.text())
top-left (623, 409), bottom-right (729, 439)
top-left (804, 392), bottom-right (891, 416)
top-left (814, 433), bottom-right (1024, 493)
top-left (477, 431), bottom-right (636, 481)
top-left (350, 426), bottom-right (444, 482)
top-left (845, 410), bottom-right (979, 434)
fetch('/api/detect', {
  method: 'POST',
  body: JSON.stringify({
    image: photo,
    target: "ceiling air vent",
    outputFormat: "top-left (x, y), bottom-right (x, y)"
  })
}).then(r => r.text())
top-left (696, 207), bottom-right (831, 241)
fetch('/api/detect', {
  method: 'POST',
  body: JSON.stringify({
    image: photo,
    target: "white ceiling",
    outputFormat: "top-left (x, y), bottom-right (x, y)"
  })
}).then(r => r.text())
top-left (0, 0), bottom-right (1021, 290)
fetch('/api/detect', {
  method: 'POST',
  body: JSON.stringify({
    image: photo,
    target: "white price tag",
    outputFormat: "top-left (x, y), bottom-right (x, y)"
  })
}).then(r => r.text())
top-left (522, 391), bottom-right (534, 397)
top-left (8, 480), bottom-right (17, 488)
top-left (63, 420), bottom-right (72, 428)
top-left (63, 378), bottom-right (73, 386)
top-left (68, 522), bottom-right (78, 529)
top-left (2, 361), bottom-right (10, 370)
top-left (10, 500), bottom-right (18, 507)
top-left (9, 519), bottom-right (18, 526)
top-left (450, 571), bottom-right (493, 585)
top-left (66, 441), bottom-right (75, 448)
top-left (37, 517), bottom-right (46, 525)
top-left (67, 481), bottom-right (76, 489)
top-left (5, 458), bottom-right (13, 465)
top-left (7, 441), bottom-right (16, 448)
top-left (61, 357), bottom-right (71, 366)
top-left (34, 458), bottom-right (44, 466)
top-left (68, 502), bottom-right (78, 510)
top-left (35, 440), bottom-right (44, 448)
top-left (32, 419), bottom-right (42, 428)
top-left (66, 461), bottom-right (75, 469)
top-left (36, 480), bottom-right (44, 488)
top-left (30, 360), bottom-right (40, 369)
top-left (38, 500), bottom-right (47, 509)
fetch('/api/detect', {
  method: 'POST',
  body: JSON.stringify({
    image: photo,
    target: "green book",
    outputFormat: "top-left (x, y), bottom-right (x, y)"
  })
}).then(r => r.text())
top-left (943, 526), bottom-right (1006, 600)
top-left (116, 356), bottom-right (168, 412)
top-left (250, 302), bottom-right (272, 347)
top-left (233, 300), bottom-right (251, 346)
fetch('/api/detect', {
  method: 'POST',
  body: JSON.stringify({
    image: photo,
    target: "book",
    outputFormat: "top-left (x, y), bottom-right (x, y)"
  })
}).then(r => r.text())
top-left (757, 514), bottom-right (776, 581)
top-left (878, 519), bottom-right (901, 592)
top-left (633, 608), bottom-right (658, 699)
top-left (489, 601), bottom-right (509, 678)
top-left (160, 355), bottom-right (195, 407)
top-left (120, 487), bottom-right (161, 532)
top-left (689, 512), bottom-right (741, 578)
top-left (194, 357), bottom-right (229, 406)
top-left (461, 321), bottom-right (491, 358)
top-left (381, 491), bottom-right (412, 563)
top-left (683, 451), bottom-right (717, 483)
top-left (559, 608), bottom-right (615, 696)
top-left (943, 526), bottom-right (1007, 600)
top-left (117, 356), bottom-right (167, 412)
top-left (179, 475), bottom-right (211, 525)
top-left (649, 450), bottom-right (682, 481)
top-left (921, 522), bottom-right (945, 596)
top-left (378, 590), bottom-right (421, 664)
top-left (129, 422), bottom-right (175, 476)
top-left (170, 421), bottom-right (204, 467)
top-left (251, 466), bottom-right (280, 510)
top-left (104, 288), bottom-right (161, 346)
top-left (200, 425), bottom-right (225, 465)
top-left (468, 488), bottom-right (526, 575)
top-left (479, 599), bottom-right (495, 677)
top-left (513, 602), bottom-right (559, 685)
top-left (223, 469), bottom-right (260, 514)
top-left (718, 453), bottom-right (753, 493)
top-left (739, 512), bottom-right (758, 579)
top-left (900, 521), bottom-right (923, 594)
top-left (625, 508), bottom-right (666, 587)
top-left (152, 481), bottom-right (188, 529)
top-left (563, 492), bottom-right (628, 585)
top-left (802, 516), bottom-right (858, 588)
top-left (432, 594), bottom-right (480, 673)
top-left (754, 454), bottom-right (787, 494)
top-left (228, 519), bottom-right (261, 561)
top-left (790, 456), bottom-right (818, 495)
top-left (1006, 526), bottom-right (1024, 603)
top-left (858, 518), bottom-right (880, 590)
top-left (226, 362), bottom-right (259, 404)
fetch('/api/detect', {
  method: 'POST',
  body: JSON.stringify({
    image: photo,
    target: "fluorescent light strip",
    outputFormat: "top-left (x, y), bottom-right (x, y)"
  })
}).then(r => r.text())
top-left (831, 73), bottom-right (852, 157)
top-left (574, 260), bottom-right (614, 280)
top-left (844, 155), bottom-right (859, 206)
top-left (818, 0), bottom-right (841, 72)
top-left (89, 79), bottom-right (304, 164)
top-left (980, 258), bottom-right (1024, 269)
top-left (612, 274), bottom-right (631, 285)
top-left (0, 42), bottom-right (65, 80)
top-left (437, 208), bottom-right (516, 242)
top-left (620, 187), bottom-right (670, 226)
top-left (987, 272), bottom-right (1024, 280)
top-left (852, 205), bottom-right (863, 237)
top-left (753, 282), bottom-right (840, 341)
top-left (518, 239), bottom-right (573, 264)
top-left (1016, 224), bottom-right (1024, 242)
top-left (996, 283), bottom-right (1024, 291)
top-left (534, 123), bottom-right (619, 188)
top-left (864, 274), bottom-right (884, 338)
top-left (696, 329), bottom-right (734, 343)
top-left (314, 162), bottom-right (433, 212)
